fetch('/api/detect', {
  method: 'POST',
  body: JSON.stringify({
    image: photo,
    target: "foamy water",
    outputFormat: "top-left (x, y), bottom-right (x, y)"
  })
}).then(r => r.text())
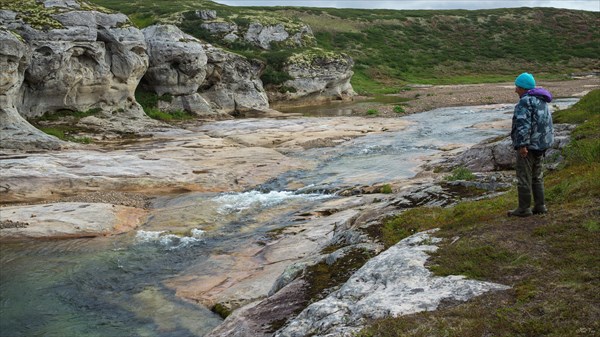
top-left (135, 229), bottom-right (205, 250)
top-left (213, 190), bottom-right (332, 214)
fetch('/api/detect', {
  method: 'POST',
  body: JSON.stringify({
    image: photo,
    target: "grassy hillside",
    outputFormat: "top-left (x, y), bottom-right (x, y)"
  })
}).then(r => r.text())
top-left (86, 0), bottom-right (599, 95)
top-left (291, 7), bottom-right (599, 89)
top-left (359, 90), bottom-right (600, 336)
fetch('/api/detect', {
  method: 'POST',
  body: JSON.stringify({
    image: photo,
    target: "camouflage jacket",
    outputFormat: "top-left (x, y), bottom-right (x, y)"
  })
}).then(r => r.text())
top-left (511, 88), bottom-right (554, 151)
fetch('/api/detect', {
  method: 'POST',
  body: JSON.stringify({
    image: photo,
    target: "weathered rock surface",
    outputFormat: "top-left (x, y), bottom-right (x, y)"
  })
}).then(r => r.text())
top-left (270, 51), bottom-right (356, 105)
top-left (143, 24), bottom-right (207, 96)
top-left (0, 202), bottom-right (147, 241)
top-left (0, 117), bottom-right (409, 204)
top-left (196, 11), bottom-right (314, 50)
top-left (441, 123), bottom-right (575, 172)
top-left (0, 29), bottom-right (66, 150)
top-left (0, 3), bottom-right (162, 140)
top-left (7, 8), bottom-right (150, 118)
top-left (200, 178), bottom-right (508, 337)
top-left (244, 22), bottom-right (313, 50)
top-left (274, 230), bottom-right (510, 337)
top-left (200, 44), bottom-right (270, 115)
top-left (141, 25), bottom-right (218, 117)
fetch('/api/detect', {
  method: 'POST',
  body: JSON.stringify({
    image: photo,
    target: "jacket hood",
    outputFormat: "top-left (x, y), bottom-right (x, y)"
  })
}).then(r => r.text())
top-left (526, 87), bottom-right (553, 102)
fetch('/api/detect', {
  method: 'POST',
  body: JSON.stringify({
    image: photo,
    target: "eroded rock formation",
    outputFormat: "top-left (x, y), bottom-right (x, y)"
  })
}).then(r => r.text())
top-left (0, 28), bottom-right (65, 150)
top-left (275, 50), bottom-right (356, 104)
top-left (195, 11), bottom-right (315, 50)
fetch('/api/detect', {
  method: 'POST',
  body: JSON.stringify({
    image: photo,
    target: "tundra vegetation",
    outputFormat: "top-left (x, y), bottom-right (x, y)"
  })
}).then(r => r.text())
top-left (89, 0), bottom-right (599, 94)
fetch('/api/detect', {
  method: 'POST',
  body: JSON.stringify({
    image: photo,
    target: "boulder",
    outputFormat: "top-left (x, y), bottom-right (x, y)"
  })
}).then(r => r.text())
top-left (244, 23), bottom-right (289, 50)
top-left (271, 50), bottom-right (356, 104)
top-left (200, 44), bottom-right (269, 114)
top-left (0, 202), bottom-right (148, 241)
top-left (16, 9), bottom-right (149, 117)
top-left (443, 123), bottom-right (575, 172)
top-left (142, 24), bottom-right (223, 116)
top-left (142, 24), bottom-right (207, 96)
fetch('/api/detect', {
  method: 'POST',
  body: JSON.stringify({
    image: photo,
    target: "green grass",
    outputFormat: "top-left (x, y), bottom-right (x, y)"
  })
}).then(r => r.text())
top-left (359, 89), bottom-right (600, 336)
top-left (135, 88), bottom-right (194, 121)
top-left (38, 127), bottom-right (93, 144)
top-left (30, 108), bottom-right (101, 144)
top-left (445, 166), bottom-right (476, 181)
top-left (85, 1), bottom-right (599, 94)
top-left (392, 105), bottom-right (405, 114)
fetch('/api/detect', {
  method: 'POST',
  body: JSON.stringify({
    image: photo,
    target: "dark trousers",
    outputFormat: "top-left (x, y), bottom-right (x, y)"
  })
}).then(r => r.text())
top-left (515, 151), bottom-right (545, 208)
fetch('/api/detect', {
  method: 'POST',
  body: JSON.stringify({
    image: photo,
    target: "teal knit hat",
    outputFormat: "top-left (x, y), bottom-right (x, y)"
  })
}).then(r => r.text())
top-left (515, 72), bottom-right (535, 89)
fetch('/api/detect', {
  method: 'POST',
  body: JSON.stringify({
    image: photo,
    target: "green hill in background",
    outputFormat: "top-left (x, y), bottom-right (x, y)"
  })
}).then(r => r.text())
top-left (88, 0), bottom-right (599, 94)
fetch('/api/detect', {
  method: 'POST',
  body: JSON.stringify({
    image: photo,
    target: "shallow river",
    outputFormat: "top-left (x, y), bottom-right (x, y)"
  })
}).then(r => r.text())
top-left (0, 99), bottom-right (577, 337)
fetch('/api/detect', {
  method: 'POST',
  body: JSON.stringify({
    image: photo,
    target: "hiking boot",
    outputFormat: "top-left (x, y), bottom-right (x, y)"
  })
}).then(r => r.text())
top-left (507, 208), bottom-right (533, 217)
top-left (508, 189), bottom-right (532, 217)
top-left (532, 205), bottom-right (548, 215)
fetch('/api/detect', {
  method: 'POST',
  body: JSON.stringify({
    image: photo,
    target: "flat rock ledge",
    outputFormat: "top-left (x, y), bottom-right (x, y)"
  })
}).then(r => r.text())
top-left (273, 230), bottom-right (510, 337)
top-left (0, 202), bottom-right (148, 241)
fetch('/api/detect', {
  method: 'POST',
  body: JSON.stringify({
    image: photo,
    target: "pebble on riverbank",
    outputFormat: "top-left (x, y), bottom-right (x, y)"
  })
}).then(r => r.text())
top-left (0, 219), bottom-right (29, 229)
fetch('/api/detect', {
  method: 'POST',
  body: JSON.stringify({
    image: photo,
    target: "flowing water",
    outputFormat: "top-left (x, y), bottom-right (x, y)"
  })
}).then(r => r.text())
top-left (0, 99), bottom-right (577, 337)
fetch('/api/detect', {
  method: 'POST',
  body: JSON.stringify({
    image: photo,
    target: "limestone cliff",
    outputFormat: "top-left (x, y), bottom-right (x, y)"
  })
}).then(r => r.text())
top-left (0, 0), bottom-right (356, 150)
top-left (271, 49), bottom-right (356, 105)
top-left (183, 9), bottom-right (356, 105)
top-left (0, 28), bottom-right (65, 150)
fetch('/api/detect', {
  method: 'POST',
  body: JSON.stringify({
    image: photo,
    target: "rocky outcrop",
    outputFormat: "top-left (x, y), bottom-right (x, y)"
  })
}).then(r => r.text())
top-left (200, 43), bottom-right (270, 114)
top-left (8, 7), bottom-right (150, 118)
top-left (0, 1), bottom-right (161, 142)
top-left (140, 24), bottom-right (216, 116)
top-left (270, 50), bottom-right (356, 106)
top-left (0, 202), bottom-right (148, 241)
top-left (1, 2), bottom-right (358, 149)
top-left (195, 11), bottom-right (315, 50)
top-left (204, 182), bottom-right (511, 337)
top-left (0, 28), bottom-right (65, 150)
top-left (441, 123), bottom-right (575, 172)
top-left (275, 230), bottom-right (509, 337)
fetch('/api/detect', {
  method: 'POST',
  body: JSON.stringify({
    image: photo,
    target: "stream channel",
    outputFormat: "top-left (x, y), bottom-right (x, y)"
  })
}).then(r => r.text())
top-left (0, 98), bottom-right (577, 337)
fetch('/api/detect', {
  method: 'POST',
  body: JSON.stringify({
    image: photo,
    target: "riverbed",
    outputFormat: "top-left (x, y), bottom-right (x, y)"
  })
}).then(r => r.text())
top-left (0, 99), bottom-right (578, 336)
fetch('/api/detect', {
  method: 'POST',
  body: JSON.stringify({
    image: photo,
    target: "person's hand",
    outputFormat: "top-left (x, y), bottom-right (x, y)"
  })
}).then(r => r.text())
top-left (519, 147), bottom-right (528, 158)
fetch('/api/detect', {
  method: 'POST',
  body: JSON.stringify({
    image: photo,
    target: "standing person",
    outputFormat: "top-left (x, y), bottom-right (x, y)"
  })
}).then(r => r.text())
top-left (508, 72), bottom-right (554, 217)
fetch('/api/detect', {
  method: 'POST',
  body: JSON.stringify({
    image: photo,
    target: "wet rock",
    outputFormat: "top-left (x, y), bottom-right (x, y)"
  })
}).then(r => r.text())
top-left (0, 202), bottom-right (148, 241)
top-left (206, 279), bottom-right (309, 337)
